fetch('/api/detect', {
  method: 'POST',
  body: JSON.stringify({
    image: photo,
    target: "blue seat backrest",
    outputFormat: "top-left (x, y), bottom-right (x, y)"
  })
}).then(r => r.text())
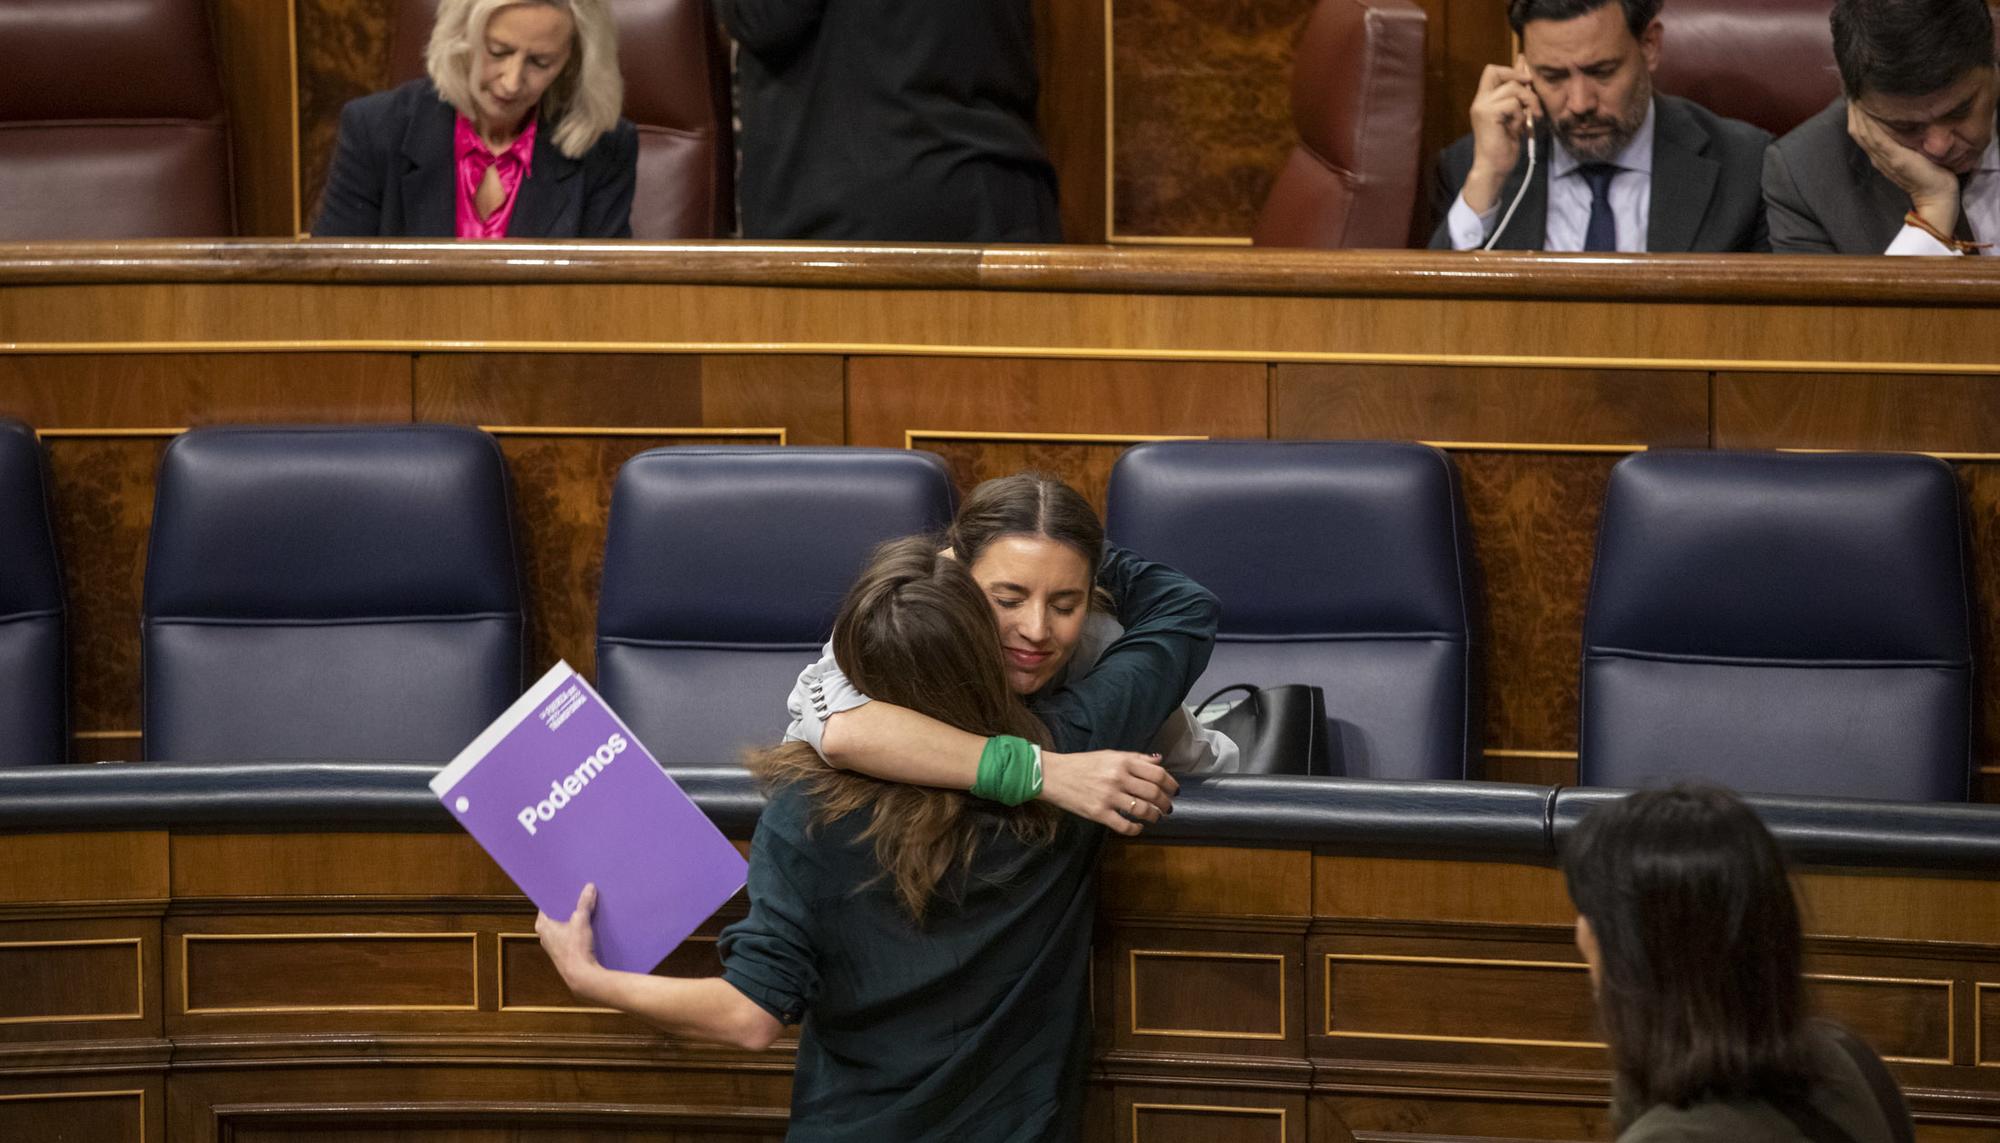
top-left (596, 447), bottom-right (956, 766)
top-left (142, 425), bottom-right (525, 761)
top-left (1106, 440), bottom-right (1479, 779)
top-left (0, 419), bottom-right (67, 765)
top-left (1581, 450), bottom-right (1972, 801)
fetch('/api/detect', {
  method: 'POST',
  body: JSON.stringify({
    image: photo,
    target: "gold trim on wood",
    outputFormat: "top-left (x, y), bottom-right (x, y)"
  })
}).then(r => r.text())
top-left (480, 425), bottom-right (788, 443)
top-left (0, 938), bottom-right (144, 1025)
top-left (1127, 949), bottom-right (1288, 1041)
top-left (179, 932), bottom-right (479, 1015)
top-left (1130, 1102), bottom-right (1287, 1142)
top-left (74, 730), bottom-right (142, 741)
top-left (1805, 972), bottom-right (1955, 1065)
top-left (1975, 982), bottom-right (1997, 1067)
top-left (35, 428), bottom-right (185, 440)
top-left (1482, 748), bottom-right (1580, 760)
top-left (1422, 440), bottom-right (1649, 455)
top-left (905, 429), bottom-right (1207, 449)
top-left (1780, 447), bottom-right (2000, 463)
top-left (1323, 952), bottom-right (1603, 1049)
top-left (491, 932), bottom-right (721, 1014)
top-left (22, 338), bottom-right (2000, 377)
top-left (0, 1089), bottom-right (146, 1143)
top-left (1113, 236), bottom-right (1257, 247)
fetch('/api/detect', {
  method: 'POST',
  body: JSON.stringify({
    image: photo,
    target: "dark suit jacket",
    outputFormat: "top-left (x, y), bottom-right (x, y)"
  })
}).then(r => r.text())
top-left (1427, 93), bottom-right (1772, 252)
top-left (1764, 96), bottom-right (1982, 254)
top-left (314, 78), bottom-right (637, 239)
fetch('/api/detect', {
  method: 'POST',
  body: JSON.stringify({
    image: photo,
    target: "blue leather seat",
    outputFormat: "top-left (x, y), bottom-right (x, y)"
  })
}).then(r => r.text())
top-left (142, 426), bottom-right (525, 762)
top-left (1580, 450), bottom-right (1971, 801)
top-left (597, 447), bottom-right (956, 766)
top-left (1106, 440), bottom-right (1479, 779)
top-left (0, 419), bottom-right (66, 765)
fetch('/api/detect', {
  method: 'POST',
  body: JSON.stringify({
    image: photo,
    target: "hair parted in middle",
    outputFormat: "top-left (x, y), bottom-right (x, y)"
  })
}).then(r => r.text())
top-left (1562, 785), bottom-right (1817, 1124)
top-left (1506, 0), bottom-right (1663, 38)
top-left (748, 536), bottom-right (1059, 923)
top-left (426, 0), bottom-right (624, 159)
top-left (947, 472), bottom-right (1111, 609)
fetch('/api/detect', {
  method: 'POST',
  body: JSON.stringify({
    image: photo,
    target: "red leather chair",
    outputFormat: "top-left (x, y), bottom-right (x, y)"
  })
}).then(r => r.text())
top-left (1652, 0), bottom-right (1839, 139)
top-left (1252, 0), bottom-right (1426, 249)
top-left (0, 0), bottom-right (235, 239)
top-left (388, 0), bottom-right (734, 238)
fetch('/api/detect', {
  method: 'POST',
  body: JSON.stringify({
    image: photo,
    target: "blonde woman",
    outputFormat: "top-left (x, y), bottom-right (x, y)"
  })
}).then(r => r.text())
top-left (316, 0), bottom-right (636, 238)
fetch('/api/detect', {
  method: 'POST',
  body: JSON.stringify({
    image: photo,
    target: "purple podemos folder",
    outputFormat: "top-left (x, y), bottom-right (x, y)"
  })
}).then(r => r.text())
top-left (431, 661), bottom-right (747, 973)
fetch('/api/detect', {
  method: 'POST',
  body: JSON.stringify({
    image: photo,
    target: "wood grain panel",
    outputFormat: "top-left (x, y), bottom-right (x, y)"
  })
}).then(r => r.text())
top-left (1320, 951), bottom-right (1598, 1047)
top-left (495, 432), bottom-right (781, 680)
top-left (1110, 929), bottom-right (1303, 1056)
top-left (295, 0), bottom-right (399, 230)
top-left (1315, 856), bottom-right (1569, 925)
top-left (1110, 0), bottom-right (1312, 241)
top-left (1807, 974), bottom-right (1954, 1064)
top-left (1957, 464), bottom-right (2000, 794)
top-left (1796, 870), bottom-right (2000, 946)
top-left (498, 934), bottom-right (724, 1012)
top-left (0, 940), bottom-right (143, 1026)
top-left (0, 1088), bottom-right (146, 1143)
top-left (181, 932), bottom-right (478, 1013)
top-left (221, 1113), bottom-right (786, 1142)
top-left (1129, 1098), bottom-right (1293, 1143)
top-left (1273, 365), bottom-right (1708, 447)
top-left (0, 832), bottom-right (168, 906)
top-left (1104, 844), bottom-right (1312, 918)
top-left (1453, 451), bottom-right (1614, 756)
top-left (214, 0), bottom-right (302, 236)
top-left (1035, 0), bottom-right (1109, 243)
top-left (924, 438), bottom-right (1141, 517)
top-left (1320, 1092), bottom-right (1611, 1143)
top-left (172, 832), bottom-right (515, 898)
top-left (1713, 372), bottom-right (2000, 452)
top-left (849, 357), bottom-right (1269, 447)
top-left (1981, 983), bottom-right (1998, 1066)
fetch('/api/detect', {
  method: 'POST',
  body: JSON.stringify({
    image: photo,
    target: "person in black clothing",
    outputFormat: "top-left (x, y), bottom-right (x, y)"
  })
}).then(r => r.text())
top-left (715, 0), bottom-right (1063, 242)
top-left (537, 537), bottom-right (1171, 1140)
top-left (1564, 786), bottom-right (1916, 1142)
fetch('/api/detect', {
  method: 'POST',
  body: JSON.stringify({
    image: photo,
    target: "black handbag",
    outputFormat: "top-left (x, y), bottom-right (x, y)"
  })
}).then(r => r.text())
top-left (1195, 684), bottom-right (1335, 776)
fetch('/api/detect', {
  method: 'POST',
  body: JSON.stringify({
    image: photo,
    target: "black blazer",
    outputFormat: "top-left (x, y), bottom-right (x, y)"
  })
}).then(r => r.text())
top-left (314, 78), bottom-right (637, 239)
top-left (1427, 93), bottom-right (1771, 253)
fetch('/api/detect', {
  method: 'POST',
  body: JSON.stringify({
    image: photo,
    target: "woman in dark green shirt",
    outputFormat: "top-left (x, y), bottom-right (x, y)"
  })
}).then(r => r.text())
top-left (539, 534), bottom-right (1202, 1140)
top-left (1564, 787), bottom-right (1914, 1143)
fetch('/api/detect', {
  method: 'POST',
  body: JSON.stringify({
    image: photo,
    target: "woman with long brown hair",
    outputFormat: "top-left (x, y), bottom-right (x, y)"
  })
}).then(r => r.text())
top-left (539, 537), bottom-right (1143, 1140)
top-left (785, 471), bottom-right (1231, 834)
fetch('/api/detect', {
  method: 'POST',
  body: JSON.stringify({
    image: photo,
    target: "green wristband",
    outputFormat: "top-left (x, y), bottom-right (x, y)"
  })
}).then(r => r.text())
top-left (971, 735), bottom-right (1043, 806)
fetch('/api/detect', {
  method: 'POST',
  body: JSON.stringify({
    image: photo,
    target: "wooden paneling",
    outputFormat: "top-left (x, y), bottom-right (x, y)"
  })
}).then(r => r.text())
top-left (0, 1086), bottom-right (150, 1143)
top-left (1111, 930), bottom-right (1304, 1056)
top-left (0, 939), bottom-right (144, 1027)
top-left (171, 832), bottom-right (513, 899)
top-left (1317, 946), bottom-right (1599, 1051)
top-left (1117, 1087), bottom-right (1305, 1143)
top-left (213, 0), bottom-right (302, 236)
top-left (0, 832), bottom-right (169, 907)
top-left (1318, 1091), bottom-right (1611, 1143)
top-left (1274, 365), bottom-right (1707, 448)
top-left (180, 932), bottom-right (478, 1015)
top-left (1981, 984), bottom-right (1998, 1067)
top-left (1714, 372), bottom-right (2000, 452)
top-left (293, 0), bottom-right (400, 230)
top-left (1315, 856), bottom-right (1569, 926)
top-left (1807, 973), bottom-right (1955, 1065)
top-left (1036, 0), bottom-right (1109, 244)
top-left (1110, 0), bottom-right (1312, 242)
top-left (1104, 844), bottom-right (1313, 919)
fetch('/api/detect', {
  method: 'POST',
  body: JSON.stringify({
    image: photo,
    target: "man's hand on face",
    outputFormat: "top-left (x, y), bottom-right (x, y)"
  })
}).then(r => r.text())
top-left (1848, 102), bottom-right (1963, 238)
top-left (1463, 58), bottom-right (1544, 215)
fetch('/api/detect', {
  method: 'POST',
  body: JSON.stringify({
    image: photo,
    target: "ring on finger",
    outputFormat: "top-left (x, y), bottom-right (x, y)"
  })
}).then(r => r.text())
top-left (1128, 798), bottom-right (1139, 815)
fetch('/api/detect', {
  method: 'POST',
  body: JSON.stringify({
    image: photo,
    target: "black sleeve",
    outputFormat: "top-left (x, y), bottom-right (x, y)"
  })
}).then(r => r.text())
top-left (580, 120), bottom-right (638, 239)
top-left (1427, 147), bottom-right (1461, 250)
top-left (717, 810), bottom-right (819, 1025)
top-left (714, 0), bottom-right (829, 57)
top-left (314, 97), bottom-right (390, 237)
top-left (1030, 547), bottom-right (1220, 754)
top-left (1762, 144), bottom-right (1836, 254)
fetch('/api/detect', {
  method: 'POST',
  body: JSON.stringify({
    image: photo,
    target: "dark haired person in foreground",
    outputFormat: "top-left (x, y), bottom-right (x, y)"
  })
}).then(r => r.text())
top-left (1564, 786), bottom-right (1915, 1142)
top-left (1430, 0), bottom-right (1770, 252)
top-left (539, 538), bottom-right (1165, 1140)
top-left (1765, 0), bottom-right (1999, 254)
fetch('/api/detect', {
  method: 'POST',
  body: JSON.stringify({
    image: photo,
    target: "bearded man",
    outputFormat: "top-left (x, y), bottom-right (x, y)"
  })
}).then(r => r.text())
top-left (1429, 0), bottom-right (1772, 252)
